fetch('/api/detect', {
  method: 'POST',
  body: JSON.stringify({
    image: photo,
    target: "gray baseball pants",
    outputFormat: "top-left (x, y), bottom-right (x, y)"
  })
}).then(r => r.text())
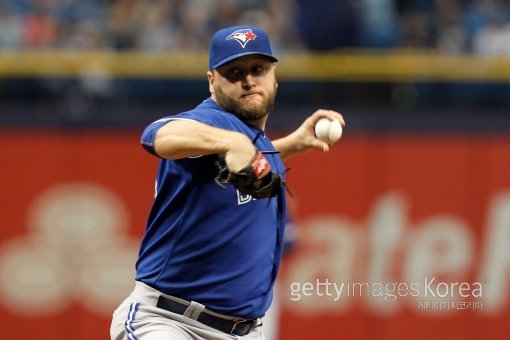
top-left (110, 281), bottom-right (266, 340)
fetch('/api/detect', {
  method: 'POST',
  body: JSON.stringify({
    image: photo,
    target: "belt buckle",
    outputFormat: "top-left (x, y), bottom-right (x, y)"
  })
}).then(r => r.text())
top-left (230, 319), bottom-right (254, 336)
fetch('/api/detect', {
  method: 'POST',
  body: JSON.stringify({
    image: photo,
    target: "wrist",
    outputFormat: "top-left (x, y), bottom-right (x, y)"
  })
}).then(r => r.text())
top-left (226, 131), bottom-right (255, 153)
top-left (224, 132), bottom-right (257, 172)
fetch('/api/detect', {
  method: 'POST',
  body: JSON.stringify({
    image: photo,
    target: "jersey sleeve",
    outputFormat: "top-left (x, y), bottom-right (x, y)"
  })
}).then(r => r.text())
top-left (140, 117), bottom-right (174, 155)
top-left (140, 109), bottom-right (231, 156)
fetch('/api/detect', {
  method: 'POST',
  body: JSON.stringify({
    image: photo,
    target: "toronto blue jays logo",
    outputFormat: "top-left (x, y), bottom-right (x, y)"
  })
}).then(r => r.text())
top-left (237, 190), bottom-right (255, 205)
top-left (226, 29), bottom-right (257, 48)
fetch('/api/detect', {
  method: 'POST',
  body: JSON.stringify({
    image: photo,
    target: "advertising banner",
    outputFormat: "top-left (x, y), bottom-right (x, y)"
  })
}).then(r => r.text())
top-left (0, 131), bottom-right (508, 339)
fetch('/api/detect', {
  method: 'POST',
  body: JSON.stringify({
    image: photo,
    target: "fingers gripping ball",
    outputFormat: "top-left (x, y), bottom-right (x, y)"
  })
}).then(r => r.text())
top-left (314, 118), bottom-right (343, 144)
top-left (214, 151), bottom-right (285, 199)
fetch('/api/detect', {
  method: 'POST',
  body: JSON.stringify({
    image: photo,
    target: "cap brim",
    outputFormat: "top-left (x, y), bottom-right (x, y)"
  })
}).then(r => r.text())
top-left (212, 52), bottom-right (278, 70)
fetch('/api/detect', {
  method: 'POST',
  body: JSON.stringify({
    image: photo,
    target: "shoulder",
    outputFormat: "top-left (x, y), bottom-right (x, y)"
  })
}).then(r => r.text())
top-left (176, 99), bottom-right (235, 129)
top-left (142, 99), bottom-right (228, 136)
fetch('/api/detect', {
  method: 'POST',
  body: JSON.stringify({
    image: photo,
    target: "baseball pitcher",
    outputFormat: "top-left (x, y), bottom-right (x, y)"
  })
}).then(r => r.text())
top-left (111, 25), bottom-right (344, 340)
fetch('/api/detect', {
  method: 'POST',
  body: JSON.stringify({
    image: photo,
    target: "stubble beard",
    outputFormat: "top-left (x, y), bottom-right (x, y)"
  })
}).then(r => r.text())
top-left (214, 85), bottom-right (277, 122)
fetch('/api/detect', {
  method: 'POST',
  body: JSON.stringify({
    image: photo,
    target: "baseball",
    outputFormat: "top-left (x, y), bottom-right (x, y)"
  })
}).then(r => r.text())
top-left (314, 118), bottom-right (343, 144)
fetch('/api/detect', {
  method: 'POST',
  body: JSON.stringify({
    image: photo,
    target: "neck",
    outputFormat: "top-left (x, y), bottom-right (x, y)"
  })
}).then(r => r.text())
top-left (247, 117), bottom-right (267, 131)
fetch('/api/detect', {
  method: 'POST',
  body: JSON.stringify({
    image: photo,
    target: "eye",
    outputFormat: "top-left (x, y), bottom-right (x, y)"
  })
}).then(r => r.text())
top-left (251, 65), bottom-right (266, 76)
top-left (228, 67), bottom-right (242, 78)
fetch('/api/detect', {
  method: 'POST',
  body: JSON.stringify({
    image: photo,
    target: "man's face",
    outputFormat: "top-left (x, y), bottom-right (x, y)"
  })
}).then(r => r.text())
top-left (208, 55), bottom-right (277, 123)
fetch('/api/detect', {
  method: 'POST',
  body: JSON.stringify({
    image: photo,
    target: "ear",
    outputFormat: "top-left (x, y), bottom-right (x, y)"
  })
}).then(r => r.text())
top-left (273, 64), bottom-right (278, 89)
top-left (207, 71), bottom-right (215, 95)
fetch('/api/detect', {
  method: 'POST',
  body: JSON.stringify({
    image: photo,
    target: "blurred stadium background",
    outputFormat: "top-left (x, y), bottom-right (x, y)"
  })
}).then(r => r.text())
top-left (1, 0), bottom-right (510, 339)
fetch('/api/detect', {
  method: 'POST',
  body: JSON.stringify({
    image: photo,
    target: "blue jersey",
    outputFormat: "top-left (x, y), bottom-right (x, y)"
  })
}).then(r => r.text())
top-left (137, 98), bottom-right (287, 319)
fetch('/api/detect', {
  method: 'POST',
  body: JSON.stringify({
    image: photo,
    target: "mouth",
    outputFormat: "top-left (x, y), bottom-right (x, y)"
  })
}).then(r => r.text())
top-left (241, 92), bottom-right (262, 98)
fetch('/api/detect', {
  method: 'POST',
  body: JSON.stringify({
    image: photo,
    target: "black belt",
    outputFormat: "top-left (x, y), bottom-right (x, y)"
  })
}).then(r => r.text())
top-left (156, 296), bottom-right (258, 336)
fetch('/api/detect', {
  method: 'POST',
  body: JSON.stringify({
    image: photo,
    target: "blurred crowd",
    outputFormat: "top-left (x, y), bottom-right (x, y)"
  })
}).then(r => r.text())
top-left (1, 0), bottom-right (510, 55)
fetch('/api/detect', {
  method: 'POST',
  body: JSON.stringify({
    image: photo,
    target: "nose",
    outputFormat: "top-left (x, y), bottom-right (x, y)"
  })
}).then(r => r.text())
top-left (242, 74), bottom-right (255, 89)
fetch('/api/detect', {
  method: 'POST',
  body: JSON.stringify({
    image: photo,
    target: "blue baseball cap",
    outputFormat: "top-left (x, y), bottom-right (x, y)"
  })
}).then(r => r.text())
top-left (209, 25), bottom-right (278, 70)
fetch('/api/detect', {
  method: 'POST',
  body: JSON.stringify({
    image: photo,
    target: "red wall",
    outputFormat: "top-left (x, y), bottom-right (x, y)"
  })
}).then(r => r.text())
top-left (0, 131), bottom-right (509, 339)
